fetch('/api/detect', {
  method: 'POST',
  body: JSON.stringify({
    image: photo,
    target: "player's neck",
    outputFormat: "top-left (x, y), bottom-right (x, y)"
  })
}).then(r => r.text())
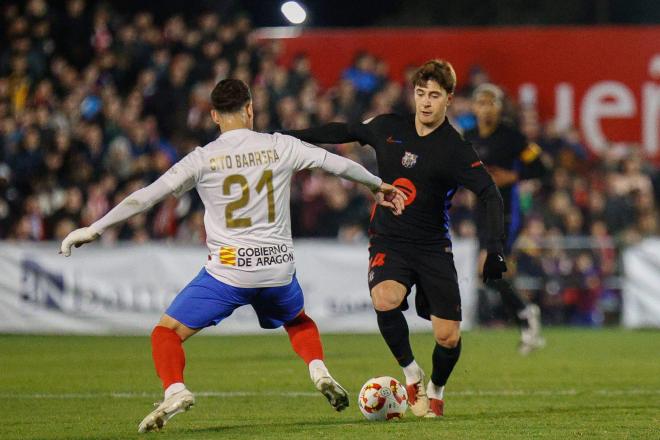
top-left (414, 115), bottom-right (444, 137)
top-left (219, 121), bottom-right (250, 133)
top-left (218, 112), bottom-right (251, 134)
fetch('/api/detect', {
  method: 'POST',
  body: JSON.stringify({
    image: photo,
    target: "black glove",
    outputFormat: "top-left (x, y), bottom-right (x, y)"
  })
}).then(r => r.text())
top-left (483, 252), bottom-right (507, 282)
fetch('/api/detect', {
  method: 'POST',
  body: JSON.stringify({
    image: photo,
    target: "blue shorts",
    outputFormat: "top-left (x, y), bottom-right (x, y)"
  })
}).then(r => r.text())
top-left (166, 268), bottom-right (304, 330)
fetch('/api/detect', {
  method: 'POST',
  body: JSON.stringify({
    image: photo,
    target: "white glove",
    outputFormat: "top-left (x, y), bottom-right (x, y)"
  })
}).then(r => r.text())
top-left (60, 227), bottom-right (100, 257)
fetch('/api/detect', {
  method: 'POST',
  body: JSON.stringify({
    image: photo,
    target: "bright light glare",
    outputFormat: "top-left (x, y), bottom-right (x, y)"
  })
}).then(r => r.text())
top-left (281, 1), bottom-right (307, 25)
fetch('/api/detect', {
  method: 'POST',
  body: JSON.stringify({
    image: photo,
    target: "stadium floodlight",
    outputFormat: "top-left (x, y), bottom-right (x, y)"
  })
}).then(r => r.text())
top-left (281, 1), bottom-right (307, 25)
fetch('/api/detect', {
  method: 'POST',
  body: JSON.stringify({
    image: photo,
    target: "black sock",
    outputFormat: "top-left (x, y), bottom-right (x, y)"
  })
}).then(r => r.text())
top-left (376, 308), bottom-right (414, 367)
top-left (486, 279), bottom-right (529, 328)
top-left (431, 338), bottom-right (462, 387)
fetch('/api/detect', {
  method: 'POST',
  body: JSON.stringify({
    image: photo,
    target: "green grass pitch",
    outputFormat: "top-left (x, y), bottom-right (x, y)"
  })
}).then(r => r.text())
top-left (1, 329), bottom-right (658, 439)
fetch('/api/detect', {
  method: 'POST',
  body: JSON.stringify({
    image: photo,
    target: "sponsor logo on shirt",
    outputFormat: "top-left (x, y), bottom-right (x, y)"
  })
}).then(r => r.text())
top-left (220, 246), bottom-right (237, 266)
top-left (219, 244), bottom-right (294, 267)
top-left (392, 177), bottom-right (417, 206)
top-left (386, 135), bottom-right (403, 144)
top-left (401, 151), bottom-right (418, 168)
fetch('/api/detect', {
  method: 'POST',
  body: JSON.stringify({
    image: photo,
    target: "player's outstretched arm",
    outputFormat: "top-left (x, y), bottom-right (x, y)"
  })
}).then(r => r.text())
top-left (61, 149), bottom-right (201, 256)
top-left (287, 135), bottom-right (406, 215)
top-left (60, 178), bottom-right (174, 256)
top-left (320, 151), bottom-right (407, 215)
top-left (282, 116), bottom-right (382, 147)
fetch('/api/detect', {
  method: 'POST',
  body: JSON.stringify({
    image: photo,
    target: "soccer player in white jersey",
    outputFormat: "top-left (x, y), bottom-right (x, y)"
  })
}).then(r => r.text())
top-left (60, 79), bottom-right (406, 433)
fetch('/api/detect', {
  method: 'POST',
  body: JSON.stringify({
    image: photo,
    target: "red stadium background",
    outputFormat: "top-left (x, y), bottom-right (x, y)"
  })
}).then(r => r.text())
top-left (270, 26), bottom-right (660, 162)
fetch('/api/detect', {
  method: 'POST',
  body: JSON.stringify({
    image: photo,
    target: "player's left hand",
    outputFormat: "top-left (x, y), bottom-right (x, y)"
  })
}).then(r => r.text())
top-left (60, 227), bottom-right (100, 257)
top-left (483, 252), bottom-right (507, 282)
top-left (374, 183), bottom-right (407, 215)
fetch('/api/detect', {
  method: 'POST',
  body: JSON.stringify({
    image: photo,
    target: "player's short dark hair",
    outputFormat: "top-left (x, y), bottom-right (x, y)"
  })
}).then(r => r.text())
top-left (211, 79), bottom-right (252, 113)
top-left (412, 60), bottom-right (457, 94)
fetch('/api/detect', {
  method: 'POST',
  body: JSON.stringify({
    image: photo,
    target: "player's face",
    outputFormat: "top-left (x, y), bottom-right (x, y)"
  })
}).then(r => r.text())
top-left (414, 80), bottom-right (452, 127)
top-left (473, 93), bottom-right (502, 125)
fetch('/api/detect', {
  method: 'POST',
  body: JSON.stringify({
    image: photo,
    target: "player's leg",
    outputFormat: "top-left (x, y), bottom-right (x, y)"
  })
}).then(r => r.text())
top-left (284, 310), bottom-right (349, 411)
top-left (368, 241), bottom-right (427, 415)
top-left (371, 280), bottom-right (413, 366)
top-left (254, 276), bottom-right (348, 411)
top-left (151, 314), bottom-right (198, 397)
top-left (478, 249), bottom-right (544, 354)
top-left (414, 251), bottom-right (463, 417)
top-left (139, 268), bottom-right (248, 433)
top-left (426, 317), bottom-right (461, 417)
top-left (371, 280), bottom-right (429, 416)
top-left (139, 315), bottom-right (198, 433)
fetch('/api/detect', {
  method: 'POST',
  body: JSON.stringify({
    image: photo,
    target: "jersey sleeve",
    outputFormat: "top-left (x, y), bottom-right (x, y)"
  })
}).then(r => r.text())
top-left (280, 115), bottom-right (383, 148)
top-left (348, 115), bottom-right (381, 147)
top-left (282, 134), bottom-right (382, 190)
top-left (450, 140), bottom-right (494, 195)
top-left (280, 134), bottom-right (329, 171)
top-left (451, 140), bottom-right (505, 253)
top-left (160, 147), bottom-right (204, 197)
top-left (89, 177), bottom-right (174, 235)
top-left (318, 151), bottom-right (382, 190)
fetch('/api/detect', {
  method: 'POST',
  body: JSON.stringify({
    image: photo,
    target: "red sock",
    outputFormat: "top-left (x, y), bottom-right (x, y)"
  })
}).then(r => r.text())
top-left (151, 326), bottom-right (185, 390)
top-left (284, 312), bottom-right (324, 364)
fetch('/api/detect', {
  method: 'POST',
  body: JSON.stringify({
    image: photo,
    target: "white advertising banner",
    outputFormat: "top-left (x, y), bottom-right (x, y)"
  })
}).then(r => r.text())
top-left (622, 238), bottom-right (660, 328)
top-left (0, 240), bottom-right (478, 335)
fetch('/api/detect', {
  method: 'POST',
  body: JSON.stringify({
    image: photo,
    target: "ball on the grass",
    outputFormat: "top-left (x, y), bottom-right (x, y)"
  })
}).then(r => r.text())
top-left (358, 376), bottom-right (408, 421)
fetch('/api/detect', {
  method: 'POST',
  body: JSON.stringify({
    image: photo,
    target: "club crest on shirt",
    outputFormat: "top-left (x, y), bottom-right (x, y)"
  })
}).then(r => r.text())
top-left (401, 151), bottom-right (418, 168)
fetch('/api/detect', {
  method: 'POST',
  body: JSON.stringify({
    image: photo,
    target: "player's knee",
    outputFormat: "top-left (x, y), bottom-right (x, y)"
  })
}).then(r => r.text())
top-left (371, 282), bottom-right (405, 311)
top-left (156, 315), bottom-right (196, 341)
top-left (372, 297), bottom-right (399, 311)
top-left (371, 291), bottom-right (400, 311)
top-left (434, 329), bottom-right (460, 348)
top-left (284, 311), bottom-right (314, 330)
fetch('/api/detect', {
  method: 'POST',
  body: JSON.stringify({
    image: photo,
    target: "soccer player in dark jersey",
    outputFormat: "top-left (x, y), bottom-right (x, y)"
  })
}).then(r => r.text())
top-left (464, 83), bottom-right (546, 355)
top-left (282, 60), bottom-right (507, 418)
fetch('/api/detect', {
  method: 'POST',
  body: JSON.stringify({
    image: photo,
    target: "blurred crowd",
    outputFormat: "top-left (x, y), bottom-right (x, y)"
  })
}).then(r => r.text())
top-left (1, 1), bottom-right (659, 324)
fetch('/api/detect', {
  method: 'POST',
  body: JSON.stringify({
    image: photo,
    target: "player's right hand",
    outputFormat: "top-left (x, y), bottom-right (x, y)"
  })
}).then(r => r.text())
top-left (60, 227), bottom-right (100, 257)
top-left (374, 183), bottom-right (407, 216)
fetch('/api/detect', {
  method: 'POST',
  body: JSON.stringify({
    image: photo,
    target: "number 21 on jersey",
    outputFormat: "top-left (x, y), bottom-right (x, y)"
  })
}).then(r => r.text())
top-left (223, 170), bottom-right (275, 228)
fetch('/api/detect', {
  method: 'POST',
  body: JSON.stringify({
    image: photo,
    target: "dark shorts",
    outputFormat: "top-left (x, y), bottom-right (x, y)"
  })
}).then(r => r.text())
top-left (367, 237), bottom-right (461, 321)
top-left (166, 268), bottom-right (304, 330)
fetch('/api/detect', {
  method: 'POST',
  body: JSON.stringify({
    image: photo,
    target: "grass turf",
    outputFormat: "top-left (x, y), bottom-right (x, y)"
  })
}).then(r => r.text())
top-left (0, 329), bottom-right (658, 439)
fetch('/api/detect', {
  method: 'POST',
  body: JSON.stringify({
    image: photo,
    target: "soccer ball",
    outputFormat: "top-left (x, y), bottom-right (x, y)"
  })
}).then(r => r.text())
top-left (358, 376), bottom-right (408, 421)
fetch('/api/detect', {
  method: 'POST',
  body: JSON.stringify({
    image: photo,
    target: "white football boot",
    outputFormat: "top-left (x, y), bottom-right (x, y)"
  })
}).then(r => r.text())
top-left (405, 369), bottom-right (430, 417)
top-left (311, 367), bottom-right (349, 411)
top-left (518, 304), bottom-right (546, 355)
top-left (138, 387), bottom-right (195, 433)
